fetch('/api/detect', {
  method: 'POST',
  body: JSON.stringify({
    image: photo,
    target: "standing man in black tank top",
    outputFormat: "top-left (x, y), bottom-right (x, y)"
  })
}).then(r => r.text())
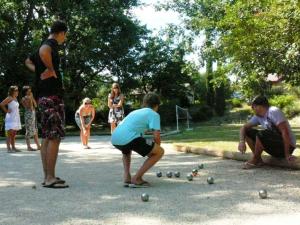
top-left (25, 21), bottom-right (69, 188)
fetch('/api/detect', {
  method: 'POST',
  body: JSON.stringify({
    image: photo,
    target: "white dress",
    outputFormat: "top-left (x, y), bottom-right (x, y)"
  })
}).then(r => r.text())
top-left (5, 100), bottom-right (22, 131)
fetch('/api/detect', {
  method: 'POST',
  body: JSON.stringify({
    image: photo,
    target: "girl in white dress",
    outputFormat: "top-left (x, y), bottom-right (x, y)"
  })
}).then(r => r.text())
top-left (0, 86), bottom-right (22, 153)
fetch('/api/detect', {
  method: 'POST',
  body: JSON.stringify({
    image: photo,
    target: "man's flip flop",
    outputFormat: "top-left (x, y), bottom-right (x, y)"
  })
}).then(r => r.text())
top-left (43, 180), bottom-right (69, 189)
top-left (129, 181), bottom-right (150, 188)
top-left (242, 162), bottom-right (263, 170)
top-left (123, 181), bottom-right (131, 187)
top-left (41, 177), bottom-right (66, 186)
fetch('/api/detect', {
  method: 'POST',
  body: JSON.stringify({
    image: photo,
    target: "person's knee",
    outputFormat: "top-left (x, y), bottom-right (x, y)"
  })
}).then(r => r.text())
top-left (151, 144), bottom-right (164, 157)
top-left (159, 147), bottom-right (164, 156)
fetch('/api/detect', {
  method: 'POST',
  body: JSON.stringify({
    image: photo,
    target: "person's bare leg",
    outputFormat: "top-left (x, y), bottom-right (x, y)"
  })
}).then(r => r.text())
top-left (40, 138), bottom-right (49, 181)
top-left (131, 144), bottom-right (164, 184)
top-left (33, 133), bottom-right (41, 149)
top-left (247, 137), bottom-right (264, 165)
top-left (245, 136), bottom-right (255, 153)
top-left (6, 132), bottom-right (11, 151)
top-left (11, 131), bottom-right (17, 150)
top-left (26, 137), bottom-right (33, 150)
top-left (123, 152), bottom-right (132, 183)
top-left (83, 128), bottom-right (88, 146)
top-left (53, 139), bottom-right (61, 171)
top-left (110, 122), bottom-right (116, 134)
top-left (80, 130), bottom-right (85, 146)
top-left (86, 128), bottom-right (90, 148)
top-left (45, 139), bottom-right (60, 185)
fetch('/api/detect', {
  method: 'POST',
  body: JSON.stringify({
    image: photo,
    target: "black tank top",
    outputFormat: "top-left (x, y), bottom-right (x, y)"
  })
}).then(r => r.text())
top-left (30, 39), bottom-right (63, 98)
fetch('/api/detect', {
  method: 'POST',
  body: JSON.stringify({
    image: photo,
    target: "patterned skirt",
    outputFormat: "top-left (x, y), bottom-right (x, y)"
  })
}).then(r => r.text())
top-left (24, 110), bottom-right (38, 138)
top-left (38, 96), bottom-right (65, 139)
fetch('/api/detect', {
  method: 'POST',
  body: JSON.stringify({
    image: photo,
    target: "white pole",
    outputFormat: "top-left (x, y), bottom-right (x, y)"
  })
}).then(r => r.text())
top-left (176, 105), bottom-right (179, 132)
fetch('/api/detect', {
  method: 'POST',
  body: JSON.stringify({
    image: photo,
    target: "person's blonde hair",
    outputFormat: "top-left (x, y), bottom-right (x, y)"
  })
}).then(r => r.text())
top-left (82, 97), bottom-right (92, 106)
top-left (110, 83), bottom-right (121, 99)
top-left (8, 86), bottom-right (18, 97)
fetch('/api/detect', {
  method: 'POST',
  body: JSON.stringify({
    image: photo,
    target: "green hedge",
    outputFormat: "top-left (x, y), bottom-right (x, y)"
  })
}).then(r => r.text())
top-left (269, 95), bottom-right (300, 118)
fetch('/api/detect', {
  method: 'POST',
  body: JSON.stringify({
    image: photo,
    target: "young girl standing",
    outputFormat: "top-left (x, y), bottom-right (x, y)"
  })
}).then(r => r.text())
top-left (0, 86), bottom-right (22, 153)
top-left (21, 86), bottom-right (41, 151)
top-left (108, 83), bottom-right (124, 133)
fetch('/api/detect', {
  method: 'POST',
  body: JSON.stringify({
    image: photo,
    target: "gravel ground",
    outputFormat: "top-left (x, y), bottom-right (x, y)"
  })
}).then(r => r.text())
top-left (1, 136), bottom-right (300, 225)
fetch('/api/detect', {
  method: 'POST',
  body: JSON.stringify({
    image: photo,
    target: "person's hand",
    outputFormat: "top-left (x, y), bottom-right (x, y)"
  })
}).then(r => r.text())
top-left (7, 109), bottom-right (11, 113)
top-left (286, 155), bottom-right (296, 163)
top-left (238, 141), bottom-right (246, 154)
top-left (40, 69), bottom-right (57, 80)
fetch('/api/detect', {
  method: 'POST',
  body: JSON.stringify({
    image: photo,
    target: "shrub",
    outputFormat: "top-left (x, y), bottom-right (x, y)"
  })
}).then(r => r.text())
top-left (158, 102), bottom-right (177, 126)
top-left (189, 104), bottom-right (214, 122)
top-left (269, 95), bottom-right (295, 109)
top-left (282, 104), bottom-right (300, 119)
top-left (228, 98), bottom-right (243, 108)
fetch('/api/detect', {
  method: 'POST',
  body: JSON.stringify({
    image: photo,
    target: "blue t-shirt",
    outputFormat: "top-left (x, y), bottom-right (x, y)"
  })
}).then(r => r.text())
top-left (111, 107), bottom-right (161, 145)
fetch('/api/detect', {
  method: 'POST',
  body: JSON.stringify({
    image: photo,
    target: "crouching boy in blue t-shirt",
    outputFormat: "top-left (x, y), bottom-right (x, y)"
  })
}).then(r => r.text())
top-left (111, 93), bottom-right (164, 188)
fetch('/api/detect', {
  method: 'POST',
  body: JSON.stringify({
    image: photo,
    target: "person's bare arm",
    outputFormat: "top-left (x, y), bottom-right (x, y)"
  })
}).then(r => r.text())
top-left (0, 97), bottom-right (12, 113)
top-left (25, 58), bottom-right (35, 72)
top-left (153, 130), bottom-right (161, 145)
top-left (39, 44), bottom-right (57, 79)
top-left (116, 94), bottom-right (124, 108)
top-left (90, 107), bottom-right (95, 122)
top-left (21, 97), bottom-right (29, 109)
top-left (277, 121), bottom-right (295, 162)
top-left (238, 122), bottom-right (256, 153)
top-left (108, 96), bottom-right (113, 109)
top-left (78, 107), bottom-right (86, 130)
top-left (31, 95), bottom-right (37, 108)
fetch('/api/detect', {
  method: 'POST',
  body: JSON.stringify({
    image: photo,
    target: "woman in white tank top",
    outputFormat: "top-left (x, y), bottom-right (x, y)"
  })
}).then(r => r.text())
top-left (0, 86), bottom-right (22, 153)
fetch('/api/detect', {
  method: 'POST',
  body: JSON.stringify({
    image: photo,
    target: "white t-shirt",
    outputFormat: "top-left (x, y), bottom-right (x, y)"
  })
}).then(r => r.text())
top-left (249, 106), bottom-right (296, 146)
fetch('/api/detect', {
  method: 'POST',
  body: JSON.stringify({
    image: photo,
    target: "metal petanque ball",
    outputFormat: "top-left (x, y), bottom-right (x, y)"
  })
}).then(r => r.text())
top-left (192, 169), bottom-right (198, 176)
top-left (174, 171), bottom-right (180, 178)
top-left (198, 164), bottom-right (204, 169)
top-left (156, 171), bottom-right (162, 177)
top-left (207, 177), bottom-right (214, 184)
top-left (141, 193), bottom-right (149, 202)
top-left (259, 189), bottom-right (268, 199)
top-left (186, 173), bottom-right (193, 181)
top-left (166, 171), bottom-right (173, 178)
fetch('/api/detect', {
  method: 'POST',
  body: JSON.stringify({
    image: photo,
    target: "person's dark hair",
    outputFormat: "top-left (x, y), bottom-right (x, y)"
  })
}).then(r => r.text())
top-left (252, 95), bottom-right (269, 108)
top-left (22, 86), bottom-right (31, 97)
top-left (8, 86), bottom-right (18, 97)
top-left (143, 92), bottom-right (160, 108)
top-left (50, 20), bottom-right (68, 34)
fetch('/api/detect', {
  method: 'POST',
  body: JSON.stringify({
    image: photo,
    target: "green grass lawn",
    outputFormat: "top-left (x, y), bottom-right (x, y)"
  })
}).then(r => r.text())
top-left (164, 123), bottom-right (300, 157)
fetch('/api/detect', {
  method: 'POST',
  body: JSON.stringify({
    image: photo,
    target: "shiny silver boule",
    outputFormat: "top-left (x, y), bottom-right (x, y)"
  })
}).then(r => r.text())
top-left (156, 171), bottom-right (162, 177)
top-left (166, 171), bottom-right (173, 178)
top-left (207, 177), bottom-right (214, 184)
top-left (141, 193), bottom-right (149, 202)
top-left (174, 171), bottom-right (180, 178)
top-left (186, 173), bottom-right (193, 181)
top-left (198, 164), bottom-right (204, 169)
top-left (259, 189), bottom-right (267, 199)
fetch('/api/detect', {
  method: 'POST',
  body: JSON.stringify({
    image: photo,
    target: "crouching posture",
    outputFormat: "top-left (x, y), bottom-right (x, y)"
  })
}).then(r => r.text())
top-left (238, 96), bottom-right (296, 169)
top-left (111, 92), bottom-right (164, 187)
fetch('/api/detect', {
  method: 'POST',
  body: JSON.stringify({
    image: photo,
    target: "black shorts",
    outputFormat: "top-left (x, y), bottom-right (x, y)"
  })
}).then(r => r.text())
top-left (113, 137), bottom-right (155, 157)
top-left (245, 128), bottom-right (294, 158)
